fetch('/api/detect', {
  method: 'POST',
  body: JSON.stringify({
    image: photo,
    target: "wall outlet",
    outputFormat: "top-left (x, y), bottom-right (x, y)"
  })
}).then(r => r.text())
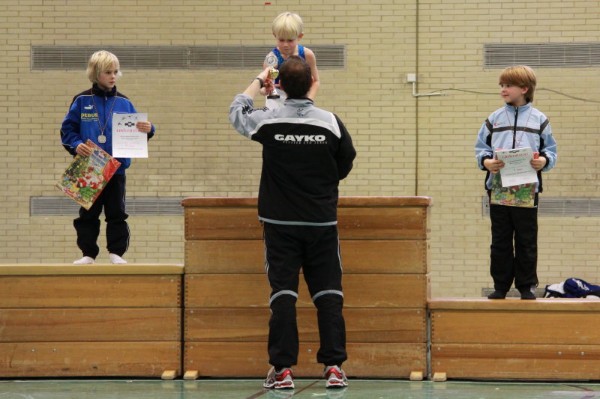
top-left (407, 73), bottom-right (417, 83)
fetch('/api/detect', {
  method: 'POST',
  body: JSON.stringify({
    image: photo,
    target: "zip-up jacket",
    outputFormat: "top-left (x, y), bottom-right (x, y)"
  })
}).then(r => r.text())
top-left (60, 84), bottom-right (155, 175)
top-left (475, 102), bottom-right (557, 192)
top-left (229, 95), bottom-right (356, 225)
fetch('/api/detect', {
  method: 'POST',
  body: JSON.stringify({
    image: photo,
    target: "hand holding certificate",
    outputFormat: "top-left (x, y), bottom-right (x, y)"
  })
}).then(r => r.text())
top-left (112, 113), bottom-right (149, 158)
top-left (495, 147), bottom-right (538, 187)
top-left (490, 148), bottom-right (538, 208)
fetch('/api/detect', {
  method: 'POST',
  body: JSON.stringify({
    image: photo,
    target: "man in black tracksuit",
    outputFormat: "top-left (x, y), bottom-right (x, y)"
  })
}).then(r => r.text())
top-left (229, 56), bottom-right (356, 390)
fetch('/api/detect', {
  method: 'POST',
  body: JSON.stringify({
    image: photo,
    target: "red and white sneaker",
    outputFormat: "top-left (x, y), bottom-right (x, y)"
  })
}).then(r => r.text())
top-left (263, 367), bottom-right (294, 390)
top-left (324, 365), bottom-right (348, 388)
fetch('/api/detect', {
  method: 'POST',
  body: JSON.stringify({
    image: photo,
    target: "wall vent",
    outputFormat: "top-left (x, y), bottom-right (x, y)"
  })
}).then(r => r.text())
top-left (31, 45), bottom-right (346, 70)
top-left (30, 196), bottom-right (184, 216)
top-left (484, 43), bottom-right (600, 68)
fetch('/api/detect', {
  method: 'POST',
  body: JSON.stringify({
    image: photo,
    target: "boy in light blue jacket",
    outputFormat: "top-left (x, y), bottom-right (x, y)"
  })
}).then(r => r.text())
top-left (475, 65), bottom-right (557, 300)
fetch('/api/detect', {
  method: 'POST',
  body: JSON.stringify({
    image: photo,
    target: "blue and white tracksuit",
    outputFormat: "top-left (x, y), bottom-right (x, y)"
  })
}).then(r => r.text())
top-left (475, 102), bottom-right (557, 293)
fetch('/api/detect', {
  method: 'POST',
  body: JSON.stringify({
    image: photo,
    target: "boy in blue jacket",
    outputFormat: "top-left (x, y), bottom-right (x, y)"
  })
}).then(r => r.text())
top-left (60, 50), bottom-right (155, 264)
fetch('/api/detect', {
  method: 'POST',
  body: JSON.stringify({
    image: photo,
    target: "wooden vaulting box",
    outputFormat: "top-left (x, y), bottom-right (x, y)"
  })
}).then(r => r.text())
top-left (429, 298), bottom-right (600, 381)
top-left (0, 264), bottom-right (183, 378)
top-left (182, 196), bottom-right (432, 378)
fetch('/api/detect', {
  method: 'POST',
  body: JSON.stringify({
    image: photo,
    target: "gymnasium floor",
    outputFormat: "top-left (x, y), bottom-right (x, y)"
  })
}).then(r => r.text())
top-left (1, 379), bottom-right (599, 399)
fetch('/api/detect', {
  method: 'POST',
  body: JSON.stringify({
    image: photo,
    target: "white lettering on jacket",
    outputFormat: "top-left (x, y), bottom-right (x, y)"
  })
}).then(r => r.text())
top-left (274, 134), bottom-right (326, 143)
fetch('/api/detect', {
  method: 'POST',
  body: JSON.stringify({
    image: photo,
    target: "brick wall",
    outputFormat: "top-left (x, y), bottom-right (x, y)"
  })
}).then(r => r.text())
top-left (1, 0), bottom-right (598, 297)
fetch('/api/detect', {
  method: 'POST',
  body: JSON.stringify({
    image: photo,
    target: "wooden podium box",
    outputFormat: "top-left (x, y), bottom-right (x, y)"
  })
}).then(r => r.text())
top-left (182, 196), bottom-right (432, 378)
top-left (430, 298), bottom-right (600, 381)
top-left (0, 264), bottom-right (183, 378)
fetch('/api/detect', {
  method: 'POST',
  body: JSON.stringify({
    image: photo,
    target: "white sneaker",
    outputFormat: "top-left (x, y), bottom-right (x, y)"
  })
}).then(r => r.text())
top-left (324, 365), bottom-right (348, 389)
top-left (109, 253), bottom-right (127, 264)
top-left (263, 367), bottom-right (294, 389)
top-left (73, 256), bottom-right (95, 265)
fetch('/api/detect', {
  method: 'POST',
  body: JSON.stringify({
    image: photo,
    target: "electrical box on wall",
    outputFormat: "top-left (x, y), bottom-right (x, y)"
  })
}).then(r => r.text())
top-left (407, 73), bottom-right (417, 83)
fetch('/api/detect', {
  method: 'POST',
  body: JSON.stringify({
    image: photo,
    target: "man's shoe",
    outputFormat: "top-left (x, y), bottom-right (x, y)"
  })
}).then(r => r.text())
top-left (487, 290), bottom-right (507, 299)
top-left (263, 367), bottom-right (294, 390)
top-left (109, 253), bottom-right (128, 264)
top-left (324, 365), bottom-right (348, 389)
top-left (73, 256), bottom-right (94, 265)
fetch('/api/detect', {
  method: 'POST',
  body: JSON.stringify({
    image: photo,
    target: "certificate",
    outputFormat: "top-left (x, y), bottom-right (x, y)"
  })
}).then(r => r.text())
top-left (495, 147), bottom-right (538, 187)
top-left (112, 113), bottom-right (148, 158)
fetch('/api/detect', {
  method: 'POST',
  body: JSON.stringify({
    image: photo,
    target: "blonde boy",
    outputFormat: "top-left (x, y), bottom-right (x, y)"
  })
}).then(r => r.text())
top-left (60, 50), bottom-right (155, 265)
top-left (262, 12), bottom-right (319, 106)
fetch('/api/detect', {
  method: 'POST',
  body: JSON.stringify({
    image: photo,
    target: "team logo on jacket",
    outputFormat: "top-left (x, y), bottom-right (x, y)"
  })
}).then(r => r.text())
top-left (81, 112), bottom-right (98, 121)
top-left (274, 134), bottom-right (327, 144)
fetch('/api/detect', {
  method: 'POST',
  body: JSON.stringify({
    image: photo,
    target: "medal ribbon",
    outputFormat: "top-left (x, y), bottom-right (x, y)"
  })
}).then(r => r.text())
top-left (91, 89), bottom-right (117, 143)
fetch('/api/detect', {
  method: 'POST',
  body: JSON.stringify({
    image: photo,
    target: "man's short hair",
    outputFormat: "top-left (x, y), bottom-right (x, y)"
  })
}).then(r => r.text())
top-left (279, 55), bottom-right (312, 99)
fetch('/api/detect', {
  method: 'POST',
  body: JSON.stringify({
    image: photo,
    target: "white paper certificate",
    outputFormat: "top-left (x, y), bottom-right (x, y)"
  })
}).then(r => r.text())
top-left (112, 113), bottom-right (148, 158)
top-left (495, 147), bottom-right (538, 187)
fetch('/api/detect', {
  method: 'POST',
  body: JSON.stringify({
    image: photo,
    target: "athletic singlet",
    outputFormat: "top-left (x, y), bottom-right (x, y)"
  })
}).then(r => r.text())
top-left (270, 45), bottom-right (306, 84)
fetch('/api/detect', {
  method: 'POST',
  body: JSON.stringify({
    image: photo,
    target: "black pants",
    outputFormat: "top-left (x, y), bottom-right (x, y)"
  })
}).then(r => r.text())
top-left (263, 223), bottom-right (347, 369)
top-left (73, 174), bottom-right (129, 258)
top-left (489, 203), bottom-right (538, 292)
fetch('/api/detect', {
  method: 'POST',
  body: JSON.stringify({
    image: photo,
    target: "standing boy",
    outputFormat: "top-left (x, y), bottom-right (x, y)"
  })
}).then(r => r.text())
top-left (60, 50), bottom-right (155, 265)
top-left (229, 56), bottom-right (356, 389)
top-left (475, 65), bottom-right (557, 300)
top-left (262, 12), bottom-right (320, 108)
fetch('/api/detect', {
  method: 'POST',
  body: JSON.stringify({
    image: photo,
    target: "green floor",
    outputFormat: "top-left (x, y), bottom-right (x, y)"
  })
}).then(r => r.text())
top-left (1, 379), bottom-right (599, 399)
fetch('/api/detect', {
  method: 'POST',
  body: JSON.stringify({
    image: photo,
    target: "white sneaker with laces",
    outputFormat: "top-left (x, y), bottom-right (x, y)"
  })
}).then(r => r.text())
top-left (324, 365), bottom-right (348, 389)
top-left (109, 253), bottom-right (127, 264)
top-left (263, 367), bottom-right (294, 389)
top-left (73, 256), bottom-right (95, 265)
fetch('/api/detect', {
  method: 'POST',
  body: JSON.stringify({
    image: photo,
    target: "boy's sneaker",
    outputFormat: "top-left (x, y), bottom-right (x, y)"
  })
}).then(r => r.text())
top-left (487, 290), bottom-right (507, 300)
top-left (519, 288), bottom-right (537, 300)
top-left (324, 365), bottom-right (348, 388)
top-left (109, 253), bottom-right (128, 264)
top-left (263, 367), bottom-right (294, 390)
top-left (73, 256), bottom-right (94, 265)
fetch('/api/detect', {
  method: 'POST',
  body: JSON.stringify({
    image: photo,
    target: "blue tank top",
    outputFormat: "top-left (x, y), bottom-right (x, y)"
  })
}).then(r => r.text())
top-left (271, 45), bottom-right (305, 84)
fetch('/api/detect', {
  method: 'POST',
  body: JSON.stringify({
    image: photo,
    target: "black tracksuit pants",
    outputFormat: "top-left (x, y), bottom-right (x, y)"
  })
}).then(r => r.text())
top-left (73, 174), bottom-right (129, 259)
top-left (489, 203), bottom-right (539, 292)
top-left (263, 222), bottom-right (347, 369)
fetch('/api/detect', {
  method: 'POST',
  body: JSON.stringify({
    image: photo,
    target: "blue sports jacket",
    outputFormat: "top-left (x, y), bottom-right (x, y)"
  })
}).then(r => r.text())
top-left (475, 102), bottom-right (557, 192)
top-left (60, 84), bottom-right (155, 175)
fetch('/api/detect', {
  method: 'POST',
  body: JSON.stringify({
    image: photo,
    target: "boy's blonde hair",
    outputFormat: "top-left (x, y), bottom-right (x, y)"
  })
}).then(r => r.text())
top-left (272, 12), bottom-right (304, 40)
top-left (499, 65), bottom-right (537, 103)
top-left (86, 50), bottom-right (122, 84)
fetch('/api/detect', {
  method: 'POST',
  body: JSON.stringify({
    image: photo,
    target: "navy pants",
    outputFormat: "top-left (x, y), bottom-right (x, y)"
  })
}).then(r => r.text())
top-left (263, 223), bottom-right (347, 369)
top-left (489, 203), bottom-right (538, 292)
top-left (74, 174), bottom-right (129, 258)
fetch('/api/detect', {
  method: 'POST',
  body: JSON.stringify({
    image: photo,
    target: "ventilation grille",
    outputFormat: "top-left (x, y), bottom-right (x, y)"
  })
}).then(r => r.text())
top-left (484, 43), bottom-right (600, 68)
top-left (31, 45), bottom-right (346, 70)
top-left (482, 197), bottom-right (600, 217)
top-left (31, 196), bottom-right (184, 216)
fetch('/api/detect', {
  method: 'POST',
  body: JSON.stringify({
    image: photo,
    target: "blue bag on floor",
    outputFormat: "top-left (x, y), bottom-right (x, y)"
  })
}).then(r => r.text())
top-left (563, 278), bottom-right (600, 298)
